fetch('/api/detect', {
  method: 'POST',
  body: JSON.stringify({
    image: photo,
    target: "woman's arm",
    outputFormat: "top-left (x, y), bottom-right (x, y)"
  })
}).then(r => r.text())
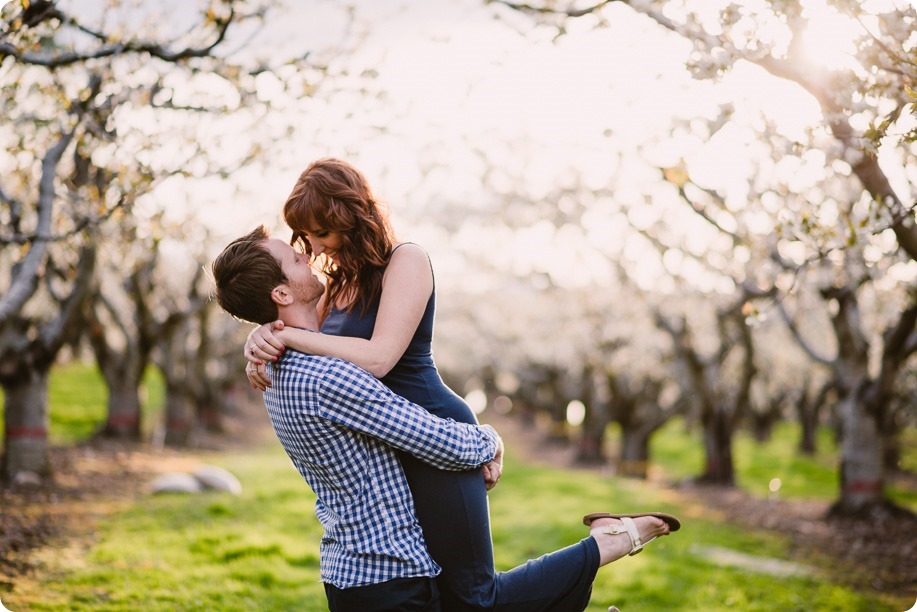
top-left (247, 243), bottom-right (433, 380)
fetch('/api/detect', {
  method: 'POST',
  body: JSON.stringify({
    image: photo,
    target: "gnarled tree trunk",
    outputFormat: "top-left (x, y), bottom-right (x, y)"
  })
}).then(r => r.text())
top-left (101, 380), bottom-right (144, 439)
top-left (0, 244), bottom-right (96, 483)
top-left (833, 380), bottom-right (884, 514)
top-left (796, 380), bottom-right (832, 455)
top-left (1, 368), bottom-right (51, 480)
top-left (700, 406), bottom-right (736, 486)
top-left (88, 313), bottom-right (146, 439)
top-left (656, 297), bottom-right (759, 486)
top-left (825, 289), bottom-right (916, 517)
top-left (606, 374), bottom-right (680, 478)
top-left (576, 363), bottom-right (608, 465)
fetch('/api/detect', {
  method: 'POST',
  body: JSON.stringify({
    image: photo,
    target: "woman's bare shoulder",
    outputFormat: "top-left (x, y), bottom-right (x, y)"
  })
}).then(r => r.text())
top-left (390, 242), bottom-right (430, 264)
top-left (386, 242), bottom-right (433, 285)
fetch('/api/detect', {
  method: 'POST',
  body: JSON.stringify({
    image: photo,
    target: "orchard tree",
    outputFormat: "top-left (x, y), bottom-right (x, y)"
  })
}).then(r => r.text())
top-left (86, 231), bottom-right (158, 441)
top-left (86, 216), bottom-right (177, 440)
top-left (666, 154), bottom-right (914, 511)
top-left (604, 369), bottom-right (683, 478)
top-left (0, 0), bottom-right (297, 481)
top-left (654, 288), bottom-right (766, 485)
top-left (777, 269), bottom-right (916, 515)
top-left (492, 0), bottom-right (917, 258)
top-left (87, 217), bottom-right (229, 442)
top-left (493, 0), bottom-right (916, 516)
top-left (153, 297), bottom-right (207, 448)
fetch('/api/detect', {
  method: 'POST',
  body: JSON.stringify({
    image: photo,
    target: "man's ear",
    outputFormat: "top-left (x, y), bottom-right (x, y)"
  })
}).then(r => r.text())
top-left (271, 284), bottom-right (294, 306)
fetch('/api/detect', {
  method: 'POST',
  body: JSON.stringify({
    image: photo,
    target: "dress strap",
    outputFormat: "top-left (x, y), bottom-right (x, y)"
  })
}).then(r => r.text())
top-left (388, 242), bottom-right (435, 289)
top-left (390, 241), bottom-right (416, 255)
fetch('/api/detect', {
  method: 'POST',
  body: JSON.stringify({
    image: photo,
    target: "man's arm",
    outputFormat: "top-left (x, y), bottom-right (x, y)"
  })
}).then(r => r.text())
top-left (317, 359), bottom-right (500, 471)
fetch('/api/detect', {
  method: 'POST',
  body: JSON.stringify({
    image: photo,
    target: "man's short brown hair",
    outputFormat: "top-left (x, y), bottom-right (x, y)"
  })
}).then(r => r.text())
top-left (212, 226), bottom-right (286, 325)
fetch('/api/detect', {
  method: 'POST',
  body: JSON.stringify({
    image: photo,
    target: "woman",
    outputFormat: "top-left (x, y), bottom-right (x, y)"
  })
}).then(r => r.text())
top-left (244, 158), bottom-right (678, 610)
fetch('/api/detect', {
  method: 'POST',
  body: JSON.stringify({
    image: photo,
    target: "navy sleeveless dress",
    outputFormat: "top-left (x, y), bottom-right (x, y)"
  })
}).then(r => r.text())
top-left (321, 246), bottom-right (600, 611)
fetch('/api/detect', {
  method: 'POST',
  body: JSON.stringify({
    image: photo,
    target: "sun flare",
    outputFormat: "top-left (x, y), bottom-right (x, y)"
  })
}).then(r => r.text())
top-left (797, 0), bottom-right (862, 71)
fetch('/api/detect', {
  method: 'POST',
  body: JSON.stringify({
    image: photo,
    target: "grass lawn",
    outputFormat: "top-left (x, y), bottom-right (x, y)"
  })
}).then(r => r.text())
top-left (1, 363), bottom-right (914, 610)
top-left (0, 362), bottom-right (165, 444)
top-left (647, 418), bottom-right (917, 510)
top-left (4, 445), bottom-right (906, 611)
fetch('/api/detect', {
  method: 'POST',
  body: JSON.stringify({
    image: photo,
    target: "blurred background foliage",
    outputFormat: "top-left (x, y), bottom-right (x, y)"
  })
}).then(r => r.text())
top-left (0, 0), bottom-right (915, 607)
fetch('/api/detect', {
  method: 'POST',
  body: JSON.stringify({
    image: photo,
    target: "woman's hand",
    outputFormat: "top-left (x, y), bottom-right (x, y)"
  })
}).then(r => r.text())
top-left (245, 321), bottom-right (286, 363)
top-left (246, 361), bottom-right (271, 391)
top-left (244, 322), bottom-right (285, 391)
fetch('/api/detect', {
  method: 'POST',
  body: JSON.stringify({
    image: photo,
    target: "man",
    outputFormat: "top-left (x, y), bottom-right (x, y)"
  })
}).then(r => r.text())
top-left (212, 226), bottom-right (503, 611)
top-left (212, 226), bottom-right (679, 612)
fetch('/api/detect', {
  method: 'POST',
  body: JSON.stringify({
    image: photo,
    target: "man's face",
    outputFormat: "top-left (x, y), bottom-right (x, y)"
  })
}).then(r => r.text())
top-left (263, 238), bottom-right (325, 302)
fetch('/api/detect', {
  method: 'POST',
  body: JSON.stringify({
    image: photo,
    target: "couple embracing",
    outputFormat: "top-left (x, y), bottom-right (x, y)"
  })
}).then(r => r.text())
top-left (212, 158), bottom-right (680, 611)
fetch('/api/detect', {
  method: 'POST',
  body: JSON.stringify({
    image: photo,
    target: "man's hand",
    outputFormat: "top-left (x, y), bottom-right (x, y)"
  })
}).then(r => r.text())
top-left (481, 425), bottom-right (504, 491)
top-left (482, 460), bottom-right (503, 490)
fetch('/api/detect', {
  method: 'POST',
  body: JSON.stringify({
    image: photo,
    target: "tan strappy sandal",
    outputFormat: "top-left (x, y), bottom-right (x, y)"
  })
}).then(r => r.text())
top-left (583, 512), bottom-right (681, 556)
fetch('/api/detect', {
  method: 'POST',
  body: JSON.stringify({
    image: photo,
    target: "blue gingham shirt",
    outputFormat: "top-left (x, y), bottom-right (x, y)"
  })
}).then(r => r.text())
top-left (263, 350), bottom-right (499, 589)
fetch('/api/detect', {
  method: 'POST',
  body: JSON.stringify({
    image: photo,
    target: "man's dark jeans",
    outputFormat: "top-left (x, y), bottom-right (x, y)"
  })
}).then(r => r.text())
top-left (324, 576), bottom-right (440, 611)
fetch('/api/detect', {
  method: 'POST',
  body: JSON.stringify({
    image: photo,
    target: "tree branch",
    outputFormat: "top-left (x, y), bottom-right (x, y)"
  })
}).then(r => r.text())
top-left (500, 1), bottom-right (917, 262)
top-left (823, 285), bottom-right (869, 362)
top-left (776, 299), bottom-right (834, 366)
top-left (0, 71), bottom-right (103, 323)
top-left (0, 195), bottom-right (127, 245)
top-left (882, 299), bottom-right (917, 361)
top-left (0, 4), bottom-right (237, 67)
top-left (662, 168), bottom-right (743, 244)
top-left (488, 0), bottom-right (618, 18)
top-left (0, 130), bottom-right (74, 324)
top-left (38, 243), bottom-right (97, 364)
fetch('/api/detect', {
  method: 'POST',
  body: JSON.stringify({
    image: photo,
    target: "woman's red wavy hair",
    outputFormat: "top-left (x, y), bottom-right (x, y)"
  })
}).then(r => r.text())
top-left (283, 158), bottom-right (397, 323)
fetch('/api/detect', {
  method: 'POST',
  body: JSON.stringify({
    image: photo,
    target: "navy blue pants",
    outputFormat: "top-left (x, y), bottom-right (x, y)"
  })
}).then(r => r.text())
top-left (400, 455), bottom-right (601, 612)
top-left (324, 576), bottom-right (440, 611)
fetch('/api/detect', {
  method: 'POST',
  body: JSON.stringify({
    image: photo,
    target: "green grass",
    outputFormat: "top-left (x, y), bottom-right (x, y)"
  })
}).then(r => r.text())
top-left (3, 446), bottom-right (906, 611)
top-left (647, 418), bottom-right (917, 510)
top-left (646, 419), bottom-right (840, 498)
top-left (9, 447), bottom-right (328, 611)
top-left (488, 452), bottom-right (900, 611)
top-left (1, 364), bottom-right (914, 610)
top-left (0, 362), bottom-right (165, 444)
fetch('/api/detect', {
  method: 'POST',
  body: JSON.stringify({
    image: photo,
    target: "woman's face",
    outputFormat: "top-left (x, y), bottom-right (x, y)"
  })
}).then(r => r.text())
top-left (303, 228), bottom-right (344, 264)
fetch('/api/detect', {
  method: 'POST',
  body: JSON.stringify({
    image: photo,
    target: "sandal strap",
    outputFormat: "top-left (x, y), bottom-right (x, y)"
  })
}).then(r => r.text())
top-left (620, 516), bottom-right (644, 554)
top-left (592, 516), bottom-right (645, 556)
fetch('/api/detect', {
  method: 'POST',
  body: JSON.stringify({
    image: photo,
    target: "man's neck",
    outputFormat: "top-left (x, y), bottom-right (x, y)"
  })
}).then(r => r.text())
top-left (277, 301), bottom-right (320, 332)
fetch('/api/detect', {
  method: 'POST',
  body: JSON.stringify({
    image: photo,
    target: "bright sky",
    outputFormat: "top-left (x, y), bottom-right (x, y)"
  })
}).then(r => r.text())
top-left (129, 0), bottom-right (911, 290)
top-left (192, 0), bottom-right (714, 264)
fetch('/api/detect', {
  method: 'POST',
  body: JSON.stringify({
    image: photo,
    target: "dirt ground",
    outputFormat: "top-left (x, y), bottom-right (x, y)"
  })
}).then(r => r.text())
top-left (0, 402), bottom-right (274, 591)
top-left (1, 405), bottom-right (915, 605)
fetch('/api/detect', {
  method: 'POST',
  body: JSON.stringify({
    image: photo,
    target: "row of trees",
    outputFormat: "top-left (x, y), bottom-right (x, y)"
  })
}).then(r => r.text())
top-left (0, 1), bottom-right (307, 480)
top-left (1, 0), bottom-right (913, 526)
top-left (427, 0), bottom-right (916, 518)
